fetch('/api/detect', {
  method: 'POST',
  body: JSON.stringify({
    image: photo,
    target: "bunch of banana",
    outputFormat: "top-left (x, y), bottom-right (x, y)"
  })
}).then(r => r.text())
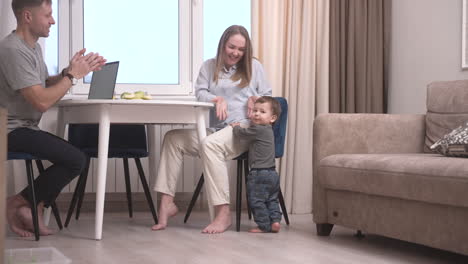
top-left (120, 91), bottom-right (152, 100)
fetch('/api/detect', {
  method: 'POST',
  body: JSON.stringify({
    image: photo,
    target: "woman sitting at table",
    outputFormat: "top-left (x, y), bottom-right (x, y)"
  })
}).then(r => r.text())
top-left (151, 25), bottom-right (272, 234)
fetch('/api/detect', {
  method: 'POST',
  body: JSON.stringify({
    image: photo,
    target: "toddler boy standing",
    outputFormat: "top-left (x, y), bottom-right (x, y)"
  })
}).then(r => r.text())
top-left (231, 96), bottom-right (282, 233)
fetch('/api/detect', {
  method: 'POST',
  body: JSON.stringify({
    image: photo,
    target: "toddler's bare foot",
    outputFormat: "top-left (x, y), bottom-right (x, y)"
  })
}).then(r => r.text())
top-left (152, 195), bottom-right (178, 231)
top-left (248, 227), bottom-right (266, 233)
top-left (202, 204), bottom-right (231, 234)
top-left (271, 222), bottom-right (281, 233)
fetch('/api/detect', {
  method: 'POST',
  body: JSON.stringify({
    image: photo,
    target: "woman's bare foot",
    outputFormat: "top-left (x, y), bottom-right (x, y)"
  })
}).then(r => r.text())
top-left (202, 204), bottom-right (231, 234)
top-left (271, 222), bottom-right (281, 233)
top-left (151, 194), bottom-right (178, 231)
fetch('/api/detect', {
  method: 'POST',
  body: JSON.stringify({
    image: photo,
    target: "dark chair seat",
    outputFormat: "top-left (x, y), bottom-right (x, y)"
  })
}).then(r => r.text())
top-left (8, 152), bottom-right (36, 160)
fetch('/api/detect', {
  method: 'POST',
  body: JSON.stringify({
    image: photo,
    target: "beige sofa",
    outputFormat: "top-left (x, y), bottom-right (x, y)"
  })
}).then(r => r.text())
top-left (312, 80), bottom-right (468, 255)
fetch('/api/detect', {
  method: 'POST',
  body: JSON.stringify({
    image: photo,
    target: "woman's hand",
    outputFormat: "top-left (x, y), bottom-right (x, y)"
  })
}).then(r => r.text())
top-left (211, 96), bottom-right (228, 120)
top-left (247, 96), bottom-right (259, 118)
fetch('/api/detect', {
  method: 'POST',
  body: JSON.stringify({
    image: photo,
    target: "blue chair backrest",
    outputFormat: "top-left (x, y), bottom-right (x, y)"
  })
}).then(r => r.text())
top-left (68, 124), bottom-right (148, 158)
top-left (273, 97), bottom-right (288, 158)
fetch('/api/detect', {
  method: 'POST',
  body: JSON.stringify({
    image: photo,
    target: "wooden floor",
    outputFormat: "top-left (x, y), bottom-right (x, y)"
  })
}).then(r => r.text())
top-left (5, 211), bottom-right (468, 264)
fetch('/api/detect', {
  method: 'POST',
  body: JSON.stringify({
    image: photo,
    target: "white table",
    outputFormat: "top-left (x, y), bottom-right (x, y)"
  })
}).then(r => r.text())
top-left (56, 99), bottom-right (213, 240)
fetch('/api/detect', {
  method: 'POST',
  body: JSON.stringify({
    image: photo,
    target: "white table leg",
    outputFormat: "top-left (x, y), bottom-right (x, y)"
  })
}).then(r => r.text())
top-left (195, 107), bottom-right (214, 220)
top-left (95, 106), bottom-right (111, 240)
top-left (147, 125), bottom-right (158, 209)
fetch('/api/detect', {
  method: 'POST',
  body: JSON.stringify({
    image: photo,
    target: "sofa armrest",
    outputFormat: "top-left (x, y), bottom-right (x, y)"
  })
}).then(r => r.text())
top-left (312, 113), bottom-right (426, 223)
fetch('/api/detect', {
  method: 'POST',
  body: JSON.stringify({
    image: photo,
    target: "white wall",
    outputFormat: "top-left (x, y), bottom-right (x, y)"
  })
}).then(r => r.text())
top-left (389, 0), bottom-right (468, 114)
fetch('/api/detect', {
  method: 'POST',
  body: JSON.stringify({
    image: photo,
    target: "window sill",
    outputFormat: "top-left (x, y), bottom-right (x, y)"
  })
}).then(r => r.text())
top-left (62, 94), bottom-right (197, 101)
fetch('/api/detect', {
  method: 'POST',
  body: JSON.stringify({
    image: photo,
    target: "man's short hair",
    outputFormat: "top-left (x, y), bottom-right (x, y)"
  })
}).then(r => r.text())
top-left (12, 0), bottom-right (51, 19)
top-left (255, 96), bottom-right (282, 119)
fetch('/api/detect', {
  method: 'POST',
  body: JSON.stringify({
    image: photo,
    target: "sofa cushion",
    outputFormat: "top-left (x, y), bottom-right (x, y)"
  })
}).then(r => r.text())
top-left (430, 121), bottom-right (468, 157)
top-left (425, 80), bottom-right (468, 153)
top-left (319, 153), bottom-right (468, 208)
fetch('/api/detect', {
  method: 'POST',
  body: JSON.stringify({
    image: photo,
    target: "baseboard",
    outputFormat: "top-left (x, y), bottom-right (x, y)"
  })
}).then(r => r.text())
top-left (55, 191), bottom-right (248, 213)
top-left (54, 192), bottom-right (208, 213)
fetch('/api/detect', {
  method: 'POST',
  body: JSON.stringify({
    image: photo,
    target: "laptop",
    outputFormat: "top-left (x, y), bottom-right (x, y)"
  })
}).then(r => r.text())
top-left (88, 61), bottom-right (120, 99)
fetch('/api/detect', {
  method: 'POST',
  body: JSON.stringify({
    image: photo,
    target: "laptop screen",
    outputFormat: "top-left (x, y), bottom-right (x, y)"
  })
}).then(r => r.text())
top-left (88, 61), bottom-right (119, 99)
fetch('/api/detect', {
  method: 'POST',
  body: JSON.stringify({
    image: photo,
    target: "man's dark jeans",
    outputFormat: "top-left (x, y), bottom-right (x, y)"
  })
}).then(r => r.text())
top-left (8, 128), bottom-right (86, 207)
top-left (247, 168), bottom-right (282, 232)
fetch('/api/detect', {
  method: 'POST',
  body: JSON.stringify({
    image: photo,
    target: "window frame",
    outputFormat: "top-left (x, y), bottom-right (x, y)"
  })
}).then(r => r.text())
top-left (61, 0), bottom-right (203, 97)
top-left (52, 0), bottom-right (250, 98)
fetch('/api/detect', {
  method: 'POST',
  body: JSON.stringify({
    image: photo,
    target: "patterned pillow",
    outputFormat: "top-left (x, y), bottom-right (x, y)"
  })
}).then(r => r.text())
top-left (430, 122), bottom-right (468, 157)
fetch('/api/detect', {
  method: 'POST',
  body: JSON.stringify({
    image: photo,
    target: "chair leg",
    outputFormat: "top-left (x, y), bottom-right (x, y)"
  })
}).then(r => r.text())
top-left (243, 159), bottom-right (252, 220)
top-left (236, 160), bottom-right (242, 232)
top-left (278, 188), bottom-right (290, 225)
top-left (50, 202), bottom-right (63, 230)
top-left (25, 160), bottom-right (40, 241)
top-left (134, 158), bottom-right (158, 224)
top-left (123, 158), bottom-right (133, 218)
top-left (35, 160), bottom-right (63, 229)
top-left (75, 158), bottom-right (91, 221)
top-left (65, 158), bottom-right (89, 227)
top-left (184, 174), bottom-right (204, 223)
top-left (64, 175), bottom-right (82, 227)
top-left (34, 160), bottom-right (45, 172)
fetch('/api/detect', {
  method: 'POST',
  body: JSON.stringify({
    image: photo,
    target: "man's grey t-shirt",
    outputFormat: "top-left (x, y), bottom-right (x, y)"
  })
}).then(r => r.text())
top-left (0, 32), bottom-right (48, 132)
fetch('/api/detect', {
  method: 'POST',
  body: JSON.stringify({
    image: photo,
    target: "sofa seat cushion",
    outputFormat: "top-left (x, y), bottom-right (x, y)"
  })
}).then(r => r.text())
top-left (319, 153), bottom-right (468, 208)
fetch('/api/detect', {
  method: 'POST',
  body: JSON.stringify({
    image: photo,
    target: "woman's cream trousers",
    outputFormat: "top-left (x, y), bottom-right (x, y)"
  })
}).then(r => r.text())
top-left (154, 126), bottom-right (250, 206)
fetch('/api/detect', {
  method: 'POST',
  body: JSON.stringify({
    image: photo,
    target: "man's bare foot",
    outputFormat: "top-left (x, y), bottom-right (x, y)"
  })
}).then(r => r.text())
top-left (202, 204), bottom-right (231, 234)
top-left (7, 195), bottom-right (53, 237)
top-left (271, 222), bottom-right (281, 233)
top-left (7, 195), bottom-right (32, 237)
top-left (37, 203), bottom-right (53, 235)
top-left (151, 194), bottom-right (178, 231)
top-left (17, 204), bottom-right (53, 236)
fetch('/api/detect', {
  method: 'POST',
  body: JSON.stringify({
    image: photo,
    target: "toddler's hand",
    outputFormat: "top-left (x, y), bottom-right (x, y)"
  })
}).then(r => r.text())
top-left (230, 122), bottom-right (240, 127)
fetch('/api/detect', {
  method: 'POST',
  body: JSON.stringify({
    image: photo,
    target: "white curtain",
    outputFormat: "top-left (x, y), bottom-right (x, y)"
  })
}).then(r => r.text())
top-left (251, 0), bottom-right (329, 214)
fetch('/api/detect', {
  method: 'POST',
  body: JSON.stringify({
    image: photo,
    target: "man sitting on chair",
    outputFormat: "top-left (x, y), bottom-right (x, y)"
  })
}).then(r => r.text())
top-left (0, 0), bottom-right (105, 237)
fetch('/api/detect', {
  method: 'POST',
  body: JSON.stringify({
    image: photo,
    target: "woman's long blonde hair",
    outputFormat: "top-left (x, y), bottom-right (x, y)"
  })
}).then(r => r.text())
top-left (213, 25), bottom-right (252, 88)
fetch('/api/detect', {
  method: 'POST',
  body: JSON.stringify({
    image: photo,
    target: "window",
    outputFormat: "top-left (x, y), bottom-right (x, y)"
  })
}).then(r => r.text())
top-left (83, 1), bottom-right (179, 85)
top-left (43, 0), bottom-right (58, 75)
top-left (203, 0), bottom-right (251, 61)
top-left (44, 0), bottom-right (251, 96)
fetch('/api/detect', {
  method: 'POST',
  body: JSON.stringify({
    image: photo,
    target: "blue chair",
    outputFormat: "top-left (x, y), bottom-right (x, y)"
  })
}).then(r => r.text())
top-left (7, 152), bottom-right (64, 241)
top-left (64, 124), bottom-right (158, 227)
top-left (184, 97), bottom-right (290, 231)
